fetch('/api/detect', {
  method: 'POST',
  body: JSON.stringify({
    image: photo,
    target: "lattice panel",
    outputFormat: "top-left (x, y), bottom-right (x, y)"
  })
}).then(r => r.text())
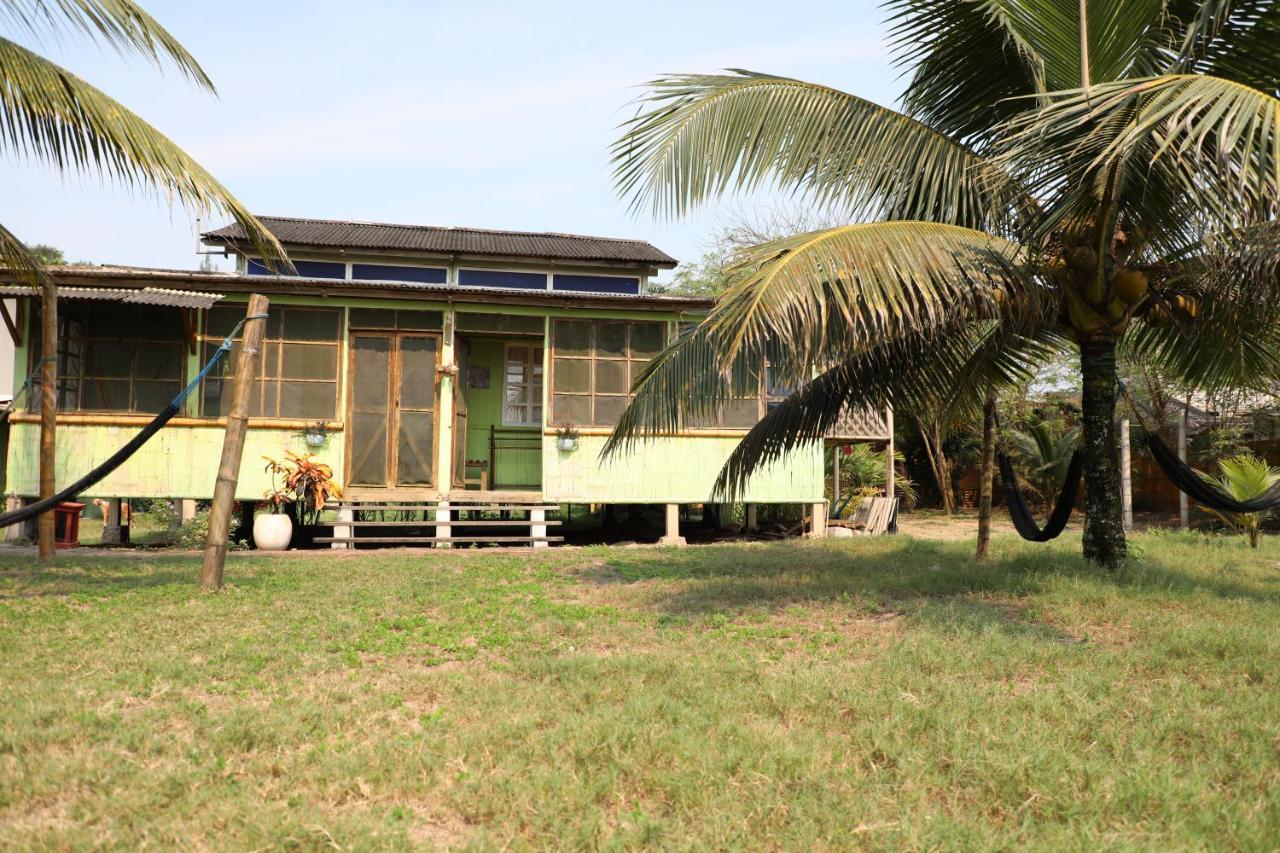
top-left (825, 405), bottom-right (891, 440)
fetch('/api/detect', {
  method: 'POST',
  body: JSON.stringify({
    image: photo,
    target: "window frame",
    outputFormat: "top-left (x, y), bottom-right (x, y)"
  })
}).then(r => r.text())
top-left (198, 304), bottom-right (343, 421)
top-left (549, 319), bottom-right (667, 428)
top-left (501, 342), bottom-right (544, 428)
top-left (28, 302), bottom-right (187, 415)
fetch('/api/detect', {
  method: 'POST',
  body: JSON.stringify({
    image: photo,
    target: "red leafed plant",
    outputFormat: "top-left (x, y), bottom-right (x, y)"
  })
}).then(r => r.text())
top-left (263, 451), bottom-right (342, 524)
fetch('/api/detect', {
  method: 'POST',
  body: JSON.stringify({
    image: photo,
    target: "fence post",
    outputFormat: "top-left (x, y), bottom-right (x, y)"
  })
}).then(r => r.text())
top-left (1120, 418), bottom-right (1133, 531)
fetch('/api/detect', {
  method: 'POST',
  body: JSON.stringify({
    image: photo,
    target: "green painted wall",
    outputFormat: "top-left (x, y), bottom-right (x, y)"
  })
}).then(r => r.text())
top-left (4, 422), bottom-right (340, 500)
top-left (542, 435), bottom-right (823, 504)
top-left (460, 337), bottom-right (540, 489)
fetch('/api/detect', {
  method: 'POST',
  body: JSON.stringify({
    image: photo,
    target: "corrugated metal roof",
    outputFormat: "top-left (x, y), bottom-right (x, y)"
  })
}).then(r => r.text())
top-left (202, 215), bottom-right (678, 267)
top-left (0, 266), bottom-right (714, 312)
top-left (0, 284), bottom-right (223, 309)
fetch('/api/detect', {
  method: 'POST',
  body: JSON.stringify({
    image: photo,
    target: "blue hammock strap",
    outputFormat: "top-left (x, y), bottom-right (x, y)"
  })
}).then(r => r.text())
top-left (0, 311), bottom-right (272, 529)
top-left (169, 312), bottom-right (270, 409)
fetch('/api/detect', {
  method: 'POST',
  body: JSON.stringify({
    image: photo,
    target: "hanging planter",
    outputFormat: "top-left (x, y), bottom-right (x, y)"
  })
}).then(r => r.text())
top-left (303, 421), bottom-right (329, 448)
top-left (555, 424), bottom-right (580, 453)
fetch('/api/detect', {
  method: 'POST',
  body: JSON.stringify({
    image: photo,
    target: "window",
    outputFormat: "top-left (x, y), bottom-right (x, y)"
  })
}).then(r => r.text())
top-left (551, 274), bottom-right (640, 295)
top-left (200, 305), bottom-right (341, 419)
top-left (503, 344), bottom-right (543, 426)
top-left (29, 302), bottom-right (186, 414)
top-left (550, 320), bottom-right (665, 427)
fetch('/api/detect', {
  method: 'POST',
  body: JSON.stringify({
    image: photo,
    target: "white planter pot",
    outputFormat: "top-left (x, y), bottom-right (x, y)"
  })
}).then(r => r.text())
top-left (253, 513), bottom-right (293, 551)
top-left (557, 437), bottom-right (578, 452)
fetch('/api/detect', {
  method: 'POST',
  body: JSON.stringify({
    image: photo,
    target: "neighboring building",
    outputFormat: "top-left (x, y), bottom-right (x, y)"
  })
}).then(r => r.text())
top-left (1, 216), bottom-right (890, 544)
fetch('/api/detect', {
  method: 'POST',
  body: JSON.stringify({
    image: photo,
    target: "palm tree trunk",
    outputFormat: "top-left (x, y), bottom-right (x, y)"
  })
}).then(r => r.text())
top-left (976, 393), bottom-right (996, 560)
top-left (1080, 338), bottom-right (1126, 566)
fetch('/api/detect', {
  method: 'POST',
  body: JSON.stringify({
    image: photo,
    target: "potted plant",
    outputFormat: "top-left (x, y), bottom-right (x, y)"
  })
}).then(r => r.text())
top-left (273, 451), bottom-right (343, 549)
top-left (555, 423), bottom-right (580, 453)
top-left (256, 459), bottom-right (295, 551)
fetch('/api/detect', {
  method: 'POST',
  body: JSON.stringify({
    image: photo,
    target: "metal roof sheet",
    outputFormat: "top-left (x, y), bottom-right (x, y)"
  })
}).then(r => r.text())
top-left (0, 284), bottom-right (223, 309)
top-left (202, 215), bottom-right (678, 266)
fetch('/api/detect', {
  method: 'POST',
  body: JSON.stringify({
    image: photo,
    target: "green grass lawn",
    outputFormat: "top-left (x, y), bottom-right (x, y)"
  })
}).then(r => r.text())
top-left (2, 532), bottom-right (1278, 849)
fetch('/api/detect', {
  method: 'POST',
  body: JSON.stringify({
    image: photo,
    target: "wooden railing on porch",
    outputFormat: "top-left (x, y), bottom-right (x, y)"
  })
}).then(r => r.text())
top-left (488, 426), bottom-right (541, 490)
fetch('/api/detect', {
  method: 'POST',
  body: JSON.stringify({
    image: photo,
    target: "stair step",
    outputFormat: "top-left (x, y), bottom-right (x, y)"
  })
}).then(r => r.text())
top-left (315, 536), bottom-right (565, 545)
top-left (336, 519), bottom-right (561, 527)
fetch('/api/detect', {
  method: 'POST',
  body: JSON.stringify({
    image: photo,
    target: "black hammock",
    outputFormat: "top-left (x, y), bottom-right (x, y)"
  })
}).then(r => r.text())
top-left (1145, 432), bottom-right (1280, 513)
top-left (997, 449), bottom-right (1085, 542)
top-left (0, 312), bottom-right (267, 530)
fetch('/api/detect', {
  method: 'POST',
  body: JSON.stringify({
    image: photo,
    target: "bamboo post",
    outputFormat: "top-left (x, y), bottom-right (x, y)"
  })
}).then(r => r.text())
top-left (38, 281), bottom-right (57, 562)
top-left (976, 393), bottom-right (996, 560)
top-left (1120, 418), bottom-right (1133, 531)
top-left (1178, 402), bottom-right (1189, 529)
top-left (831, 445), bottom-right (841, 514)
top-left (202, 295), bottom-right (269, 591)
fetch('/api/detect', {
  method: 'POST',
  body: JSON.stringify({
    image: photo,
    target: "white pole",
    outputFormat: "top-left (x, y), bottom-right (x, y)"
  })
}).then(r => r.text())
top-left (885, 406), bottom-right (895, 500)
top-left (1120, 418), bottom-right (1132, 531)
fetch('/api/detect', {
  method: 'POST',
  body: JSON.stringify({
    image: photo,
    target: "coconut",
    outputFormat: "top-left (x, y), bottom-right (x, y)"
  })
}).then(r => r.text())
top-left (1145, 303), bottom-right (1173, 328)
top-left (1112, 268), bottom-right (1149, 304)
top-left (1173, 294), bottom-right (1200, 320)
top-left (1067, 245), bottom-right (1098, 272)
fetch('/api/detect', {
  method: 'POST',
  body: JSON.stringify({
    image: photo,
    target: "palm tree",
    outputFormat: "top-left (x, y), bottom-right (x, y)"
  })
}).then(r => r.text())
top-left (0, 1), bottom-right (285, 276)
top-left (1199, 454), bottom-right (1280, 547)
top-left (1009, 417), bottom-right (1080, 502)
top-left (606, 0), bottom-right (1280, 566)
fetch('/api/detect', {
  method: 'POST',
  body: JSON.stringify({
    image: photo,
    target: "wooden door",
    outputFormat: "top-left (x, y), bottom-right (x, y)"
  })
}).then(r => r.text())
top-left (347, 332), bottom-right (439, 489)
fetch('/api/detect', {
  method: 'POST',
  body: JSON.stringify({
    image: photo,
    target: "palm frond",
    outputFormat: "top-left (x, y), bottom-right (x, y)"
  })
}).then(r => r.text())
top-left (1166, 0), bottom-right (1280, 92)
top-left (1003, 75), bottom-right (1279, 228)
top-left (611, 70), bottom-right (1012, 229)
top-left (887, 0), bottom-right (1046, 145)
top-left (705, 222), bottom-right (1033, 373)
top-left (0, 0), bottom-right (214, 90)
top-left (0, 220), bottom-right (48, 286)
top-left (603, 221), bottom-right (1039, 459)
top-left (709, 324), bottom-right (1059, 499)
top-left (0, 36), bottom-right (287, 267)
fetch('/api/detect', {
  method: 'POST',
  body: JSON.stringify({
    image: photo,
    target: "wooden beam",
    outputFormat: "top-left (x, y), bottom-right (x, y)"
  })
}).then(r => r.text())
top-left (976, 394), bottom-right (996, 560)
top-left (0, 300), bottom-right (20, 346)
top-left (38, 281), bottom-right (57, 562)
top-left (201, 294), bottom-right (269, 590)
top-left (180, 308), bottom-right (197, 355)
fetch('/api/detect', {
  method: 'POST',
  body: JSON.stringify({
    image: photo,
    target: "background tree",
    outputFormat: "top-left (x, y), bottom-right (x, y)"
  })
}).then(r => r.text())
top-left (607, 1), bottom-right (1280, 566)
top-left (27, 245), bottom-right (65, 265)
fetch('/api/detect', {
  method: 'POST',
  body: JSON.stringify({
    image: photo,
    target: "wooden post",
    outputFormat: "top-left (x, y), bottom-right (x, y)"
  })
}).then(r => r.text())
top-left (1178, 403), bottom-right (1189, 529)
top-left (884, 406), bottom-right (895, 499)
top-left (201, 295), bottom-right (268, 591)
top-left (38, 280), bottom-right (57, 562)
top-left (831, 445), bottom-right (841, 516)
top-left (1120, 418), bottom-right (1133, 531)
top-left (976, 393), bottom-right (996, 560)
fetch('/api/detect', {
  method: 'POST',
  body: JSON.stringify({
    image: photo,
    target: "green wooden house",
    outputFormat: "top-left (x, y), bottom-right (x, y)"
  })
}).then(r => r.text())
top-left (1, 216), bottom-right (891, 545)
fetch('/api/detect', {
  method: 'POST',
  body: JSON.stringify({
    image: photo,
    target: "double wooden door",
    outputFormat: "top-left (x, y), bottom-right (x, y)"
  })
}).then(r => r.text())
top-left (347, 332), bottom-right (439, 488)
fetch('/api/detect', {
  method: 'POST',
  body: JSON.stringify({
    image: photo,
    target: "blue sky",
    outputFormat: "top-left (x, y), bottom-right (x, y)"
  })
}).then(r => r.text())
top-left (3, 1), bottom-right (904, 279)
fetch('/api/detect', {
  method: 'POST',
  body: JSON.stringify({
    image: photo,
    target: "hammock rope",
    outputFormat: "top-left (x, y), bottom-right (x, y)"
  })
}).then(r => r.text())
top-left (0, 313), bottom-right (268, 529)
top-left (1117, 382), bottom-right (1280, 514)
top-left (992, 407), bottom-right (1083, 542)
